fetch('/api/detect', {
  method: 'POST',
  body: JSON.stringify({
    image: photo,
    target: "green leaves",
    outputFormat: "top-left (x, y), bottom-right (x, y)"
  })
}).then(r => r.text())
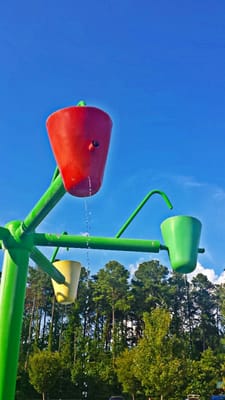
top-left (28, 351), bottom-right (62, 399)
top-left (17, 260), bottom-right (225, 399)
top-left (133, 309), bottom-right (184, 398)
top-left (186, 349), bottom-right (221, 398)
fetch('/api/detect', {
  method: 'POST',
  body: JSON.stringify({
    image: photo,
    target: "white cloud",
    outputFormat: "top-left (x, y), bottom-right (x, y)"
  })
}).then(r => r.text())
top-left (128, 257), bottom-right (146, 279)
top-left (216, 271), bottom-right (225, 285)
top-left (187, 261), bottom-right (225, 284)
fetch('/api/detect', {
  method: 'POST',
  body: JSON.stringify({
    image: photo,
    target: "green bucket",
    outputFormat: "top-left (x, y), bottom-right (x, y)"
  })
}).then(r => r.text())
top-left (160, 215), bottom-right (202, 274)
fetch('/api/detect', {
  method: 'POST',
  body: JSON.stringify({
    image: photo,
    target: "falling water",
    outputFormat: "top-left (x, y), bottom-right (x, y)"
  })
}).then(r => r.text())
top-left (88, 176), bottom-right (92, 196)
top-left (82, 176), bottom-right (93, 400)
top-left (83, 176), bottom-right (93, 269)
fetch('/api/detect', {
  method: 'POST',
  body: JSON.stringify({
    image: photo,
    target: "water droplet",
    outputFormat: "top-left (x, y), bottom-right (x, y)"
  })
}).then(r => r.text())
top-left (87, 175), bottom-right (92, 197)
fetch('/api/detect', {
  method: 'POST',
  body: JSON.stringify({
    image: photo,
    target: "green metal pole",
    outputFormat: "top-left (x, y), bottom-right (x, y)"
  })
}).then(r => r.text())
top-left (34, 232), bottom-right (164, 253)
top-left (18, 173), bottom-right (66, 236)
top-left (33, 232), bottom-right (204, 254)
top-left (0, 247), bottom-right (30, 400)
top-left (0, 226), bottom-right (10, 241)
top-left (30, 246), bottom-right (65, 283)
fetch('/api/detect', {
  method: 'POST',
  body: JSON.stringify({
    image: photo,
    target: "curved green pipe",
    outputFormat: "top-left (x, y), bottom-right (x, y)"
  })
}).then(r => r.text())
top-left (115, 189), bottom-right (173, 238)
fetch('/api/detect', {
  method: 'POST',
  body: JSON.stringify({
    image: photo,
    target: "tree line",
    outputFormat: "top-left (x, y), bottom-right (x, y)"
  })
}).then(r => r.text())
top-left (12, 259), bottom-right (225, 400)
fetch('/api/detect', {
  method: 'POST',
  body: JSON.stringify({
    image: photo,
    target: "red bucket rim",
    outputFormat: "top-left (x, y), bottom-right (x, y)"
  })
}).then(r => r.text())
top-left (46, 105), bottom-right (113, 125)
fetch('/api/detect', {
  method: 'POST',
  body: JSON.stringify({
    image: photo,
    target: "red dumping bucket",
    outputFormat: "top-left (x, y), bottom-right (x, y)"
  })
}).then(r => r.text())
top-left (46, 106), bottom-right (112, 197)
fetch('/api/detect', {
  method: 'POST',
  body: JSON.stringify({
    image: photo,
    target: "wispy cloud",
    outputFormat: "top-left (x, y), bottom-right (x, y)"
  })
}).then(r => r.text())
top-left (212, 188), bottom-right (225, 201)
top-left (170, 174), bottom-right (225, 204)
top-left (170, 175), bottom-right (206, 188)
top-left (163, 175), bottom-right (225, 200)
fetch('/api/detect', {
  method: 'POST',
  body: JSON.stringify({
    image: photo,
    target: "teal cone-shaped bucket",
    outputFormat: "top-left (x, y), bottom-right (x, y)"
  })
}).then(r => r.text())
top-left (160, 216), bottom-right (202, 274)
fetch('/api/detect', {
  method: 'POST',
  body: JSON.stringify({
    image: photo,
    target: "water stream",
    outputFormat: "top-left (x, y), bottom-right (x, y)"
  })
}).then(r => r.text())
top-left (83, 176), bottom-right (93, 270)
top-left (82, 176), bottom-right (93, 399)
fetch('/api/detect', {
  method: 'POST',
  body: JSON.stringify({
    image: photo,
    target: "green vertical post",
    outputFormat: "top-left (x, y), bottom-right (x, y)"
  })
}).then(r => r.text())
top-left (0, 248), bottom-right (30, 399)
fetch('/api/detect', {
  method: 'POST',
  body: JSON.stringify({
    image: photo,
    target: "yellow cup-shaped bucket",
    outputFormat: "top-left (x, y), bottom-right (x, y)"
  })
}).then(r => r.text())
top-left (51, 260), bottom-right (81, 304)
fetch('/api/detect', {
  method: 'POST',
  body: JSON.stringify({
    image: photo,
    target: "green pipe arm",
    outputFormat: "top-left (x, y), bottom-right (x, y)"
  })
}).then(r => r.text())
top-left (34, 232), bottom-right (163, 253)
top-left (18, 173), bottom-right (66, 237)
top-left (33, 232), bottom-right (204, 254)
top-left (0, 234), bottom-right (204, 256)
top-left (30, 246), bottom-right (65, 283)
top-left (0, 227), bottom-right (10, 245)
top-left (51, 166), bottom-right (60, 183)
top-left (115, 189), bottom-right (173, 238)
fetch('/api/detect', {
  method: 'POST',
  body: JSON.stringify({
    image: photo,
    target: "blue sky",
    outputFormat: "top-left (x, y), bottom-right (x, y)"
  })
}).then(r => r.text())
top-left (0, 0), bottom-right (225, 281)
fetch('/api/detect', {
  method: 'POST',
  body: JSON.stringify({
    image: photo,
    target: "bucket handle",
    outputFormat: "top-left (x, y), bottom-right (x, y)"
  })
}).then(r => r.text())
top-left (115, 189), bottom-right (173, 238)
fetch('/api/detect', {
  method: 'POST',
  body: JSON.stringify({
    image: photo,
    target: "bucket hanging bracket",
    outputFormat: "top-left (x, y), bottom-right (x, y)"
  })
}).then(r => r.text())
top-left (115, 189), bottom-right (173, 238)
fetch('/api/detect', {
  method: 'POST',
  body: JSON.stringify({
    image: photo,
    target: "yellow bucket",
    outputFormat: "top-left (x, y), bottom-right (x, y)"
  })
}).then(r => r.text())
top-left (51, 260), bottom-right (81, 304)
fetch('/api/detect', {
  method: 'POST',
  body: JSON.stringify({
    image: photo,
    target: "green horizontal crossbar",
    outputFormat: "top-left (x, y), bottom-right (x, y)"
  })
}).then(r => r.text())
top-left (34, 232), bottom-right (163, 253)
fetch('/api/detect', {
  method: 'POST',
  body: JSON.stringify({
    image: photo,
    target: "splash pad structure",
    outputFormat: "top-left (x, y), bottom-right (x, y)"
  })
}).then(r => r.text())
top-left (0, 102), bottom-right (204, 399)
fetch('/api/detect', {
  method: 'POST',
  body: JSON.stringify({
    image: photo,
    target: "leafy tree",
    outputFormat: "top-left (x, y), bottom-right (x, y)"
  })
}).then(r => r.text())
top-left (168, 273), bottom-right (194, 359)
top-left (92, 261), bottom-right (131, 362)
top-left (186, 348), bottom-right (222, 400)
top-left (216, 283), bottom-right (225, 334)
top-left (191, 274), bottom-right (219, 355)
top-left (28, 350), bottom-right (63, 400)
top-left (133, 309), bottom-right (185, 400)
top-left (116, 347), bottom-right (141, 400)
top-left (16, 365), bottom-right (38, 400)
top-left (22, 266), bottom-right (55, 364)
top-left (130, 260), bottom-right (170, 342)
top-left (168, 273), bottom-right (189, 334)
top-left (132, 260), bottom-right (169, 310)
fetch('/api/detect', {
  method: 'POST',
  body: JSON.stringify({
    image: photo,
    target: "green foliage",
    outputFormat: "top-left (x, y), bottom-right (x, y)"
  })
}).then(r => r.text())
top-left (17, 260), bottom-right (225, 399)
top-left (131, 260), bottom-right (170, 311)
top-left (28, 350), bottom-right (63, 399)
top-left (116, 348), bottom-right (141, 398)
top-left (191, 274), bottom-right (220, 355)
top-left (133, 309), bottom-right (186, 399)
top-left (186, 348), bottom-right (221, 400)
top-left (16, 365), bottom-right (38, 400)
